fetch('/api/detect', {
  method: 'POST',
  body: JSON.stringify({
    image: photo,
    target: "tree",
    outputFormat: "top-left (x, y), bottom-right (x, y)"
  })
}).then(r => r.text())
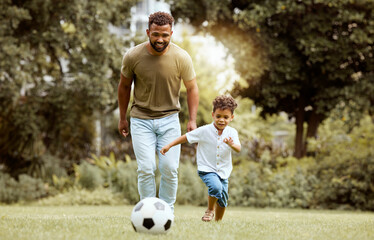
top-left (0, 0), bottom-right (136, 176)
top-left (176, 32), bottom-right (231, 132)
top-left (169, 0), bottom-right (374, 158)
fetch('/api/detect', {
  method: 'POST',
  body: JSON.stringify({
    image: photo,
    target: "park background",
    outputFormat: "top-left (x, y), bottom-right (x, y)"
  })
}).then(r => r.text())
top-left (1, 0), bottom-right (374, 213)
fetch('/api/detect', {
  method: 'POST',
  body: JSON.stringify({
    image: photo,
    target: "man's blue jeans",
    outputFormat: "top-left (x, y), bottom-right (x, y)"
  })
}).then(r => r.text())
top-left (130, 113), bottom-right (181, 210)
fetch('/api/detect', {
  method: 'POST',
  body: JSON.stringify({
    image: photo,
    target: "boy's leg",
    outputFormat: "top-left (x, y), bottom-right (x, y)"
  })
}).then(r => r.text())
top-left (215, 178), bottom-right (229, 221)
top-left (208, 195), bottom-right (217, 211)
top-left (199, 172), bottom-right (223, 221)
top-left (201, 195), bottom-right (216, 221)
top-left (215, 203), bottom-right (226, 221)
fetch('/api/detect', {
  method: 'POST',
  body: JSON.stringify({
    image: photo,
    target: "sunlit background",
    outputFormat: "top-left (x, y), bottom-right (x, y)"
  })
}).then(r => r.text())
top-left (1, 0), bottom-right (373, 212)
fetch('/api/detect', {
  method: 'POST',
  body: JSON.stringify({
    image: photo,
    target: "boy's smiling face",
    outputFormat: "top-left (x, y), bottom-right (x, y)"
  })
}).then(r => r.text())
top-left (212, 108), bottom-right (234, 131)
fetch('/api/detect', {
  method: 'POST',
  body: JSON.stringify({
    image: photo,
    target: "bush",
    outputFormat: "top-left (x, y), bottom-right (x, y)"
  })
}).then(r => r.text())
top-left (72, 153), bottom-right (319, 208)
top-left (176, 160), bottom-right (206, 206)
top-left (310, 116), bottom-right (374, 210)
top-left (76, 161), bottom-right (104, 190)
top-left (229, 156), bottom-right (317, 209)
top-left (6, 114), bottom-right (372, 211)
top-left (37, 187), bottom-right (126, 206)
top-left (41, 154), bottom-right (68, 184)
top-left (76, 154), bottom-right (207, 206)
top-left (0, 172), bottom-right (47, 204)
top-left (113, 160), bottom-right (139, 204)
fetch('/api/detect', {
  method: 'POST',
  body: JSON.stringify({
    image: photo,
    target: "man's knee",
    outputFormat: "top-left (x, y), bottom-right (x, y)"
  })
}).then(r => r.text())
top-left (159, 164), bottom-right (178, 179)
top-left (137, 166), bottom-right (156, 178)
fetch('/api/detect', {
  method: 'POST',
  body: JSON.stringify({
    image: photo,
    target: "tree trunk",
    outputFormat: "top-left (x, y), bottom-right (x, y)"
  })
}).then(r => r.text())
top-left (94, 111), bottom-right (102, 156)
top-left (294, 98), bottom-right (305, 159)
top-left (302, 110), bottom-right (321, 156)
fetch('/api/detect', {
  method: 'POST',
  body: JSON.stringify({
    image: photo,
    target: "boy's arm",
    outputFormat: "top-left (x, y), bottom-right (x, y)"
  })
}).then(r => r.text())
top-left (160, 135), bottom-right (188, 155)
top-left (223, 137), bottom-right (241, 153)
top-left (229, 143), bottom-right (241, 153)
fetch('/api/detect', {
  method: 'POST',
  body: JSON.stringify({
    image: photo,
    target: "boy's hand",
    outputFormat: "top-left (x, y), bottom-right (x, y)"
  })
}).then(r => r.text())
top-left (224, 137), bottom-right (241, 153)
top-left (223, 137), bottom-right (234, 146)
top-left (160, 146), bottom-right (170, 155)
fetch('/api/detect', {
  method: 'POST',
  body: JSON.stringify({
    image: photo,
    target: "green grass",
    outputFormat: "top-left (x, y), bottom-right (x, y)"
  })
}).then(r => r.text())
top-left (0, 205), bottom-right (373, 240)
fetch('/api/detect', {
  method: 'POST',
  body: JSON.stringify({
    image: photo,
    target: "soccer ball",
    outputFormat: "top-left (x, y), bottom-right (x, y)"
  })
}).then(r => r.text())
top-left (131, 197), bottom-right (174, 234)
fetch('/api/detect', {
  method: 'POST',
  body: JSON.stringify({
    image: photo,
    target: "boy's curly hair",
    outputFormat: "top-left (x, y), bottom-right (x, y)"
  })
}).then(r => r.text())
top-left (213, 95), bottom-right (238, 114)
top-left (148, 12), bottom-right (174, 29)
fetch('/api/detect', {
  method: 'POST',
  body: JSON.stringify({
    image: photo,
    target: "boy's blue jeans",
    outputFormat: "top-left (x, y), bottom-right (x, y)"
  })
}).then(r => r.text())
top-left (198, 171), bottom-right (229, 208)
top-left (130, 113), bottom-right (181, 211)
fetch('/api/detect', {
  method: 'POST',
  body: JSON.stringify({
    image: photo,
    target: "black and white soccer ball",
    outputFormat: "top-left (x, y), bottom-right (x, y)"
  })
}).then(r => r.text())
top-left (131, 197), bottom-right (174, 234)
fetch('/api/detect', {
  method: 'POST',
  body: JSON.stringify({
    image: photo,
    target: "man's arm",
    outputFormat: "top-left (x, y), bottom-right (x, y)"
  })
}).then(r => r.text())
top-left (118, 73), bottom-right (133, 137)
top-left (183, 77), bottom-right (199, 132)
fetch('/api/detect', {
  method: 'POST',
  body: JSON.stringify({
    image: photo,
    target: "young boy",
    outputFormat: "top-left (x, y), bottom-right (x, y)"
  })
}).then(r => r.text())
top-left (160, 95), bottom-right (241, 221)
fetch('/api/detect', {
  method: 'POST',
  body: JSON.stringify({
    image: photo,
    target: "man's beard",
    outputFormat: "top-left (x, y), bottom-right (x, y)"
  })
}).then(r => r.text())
top-left (150, 40), bottom-right (169, 52)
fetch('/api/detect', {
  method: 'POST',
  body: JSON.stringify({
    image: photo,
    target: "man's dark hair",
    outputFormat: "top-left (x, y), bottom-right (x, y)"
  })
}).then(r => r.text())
top-left (148, 11), bottom-right (174, 29)
top-left (213, 95), bottom-right (238, 114)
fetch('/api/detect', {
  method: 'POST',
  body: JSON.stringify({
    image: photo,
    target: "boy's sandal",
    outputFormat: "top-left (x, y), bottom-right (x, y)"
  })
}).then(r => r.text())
top-left (202, 210), bottom-right (214, 222)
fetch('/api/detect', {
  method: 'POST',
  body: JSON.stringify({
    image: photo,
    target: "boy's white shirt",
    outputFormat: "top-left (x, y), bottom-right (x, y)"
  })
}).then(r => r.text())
top-left (186, 122), bottom-right (241, 179)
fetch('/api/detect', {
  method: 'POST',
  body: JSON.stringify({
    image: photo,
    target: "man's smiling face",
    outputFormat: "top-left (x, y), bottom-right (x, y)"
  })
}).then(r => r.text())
top-left (147, 23), bottom-right (173, 53)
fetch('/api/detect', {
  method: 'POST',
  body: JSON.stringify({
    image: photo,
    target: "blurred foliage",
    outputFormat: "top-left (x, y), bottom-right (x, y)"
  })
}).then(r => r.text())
top-left (229, 114), bottom-right (374, 210)
top-left (229, 156), bottom-right (317, 208)
top-left (176, 160), bottom-right (206, 206)
top-left (2, 117), bottom-right (374, 211)
top-left (75, 161), bottom-right (104, 190)
top-left (37, 187), bottom-right (126, 206)
top-left (0, 0), bottom-right (137, 175)
top-left (230, 98), bottom-right (295, 161)
top-left (88, 152), bottom-right (128, 189)
top-left (114, 160), bottom-right (139, 204)
top-left (169, 0), bottom-right (374, 158)
top-left (309, 115), bottom-right (374, 210)
top-left (0, 172), bottom-right (47, 204)
top-left (1, 0), bottom-right (373, 210)
top-left (48, 153), bottom-right (206, 206)
top-left (176, 32), bottom-right (224, 133)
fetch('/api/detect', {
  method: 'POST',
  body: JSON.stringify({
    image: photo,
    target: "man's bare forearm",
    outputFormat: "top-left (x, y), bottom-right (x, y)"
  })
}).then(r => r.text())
top-left (118, 74), bottom-right (132, 121)
top-left (187, 86), bottom-right (199, 122)
top-left (185, 78), bottom-right (199, 132)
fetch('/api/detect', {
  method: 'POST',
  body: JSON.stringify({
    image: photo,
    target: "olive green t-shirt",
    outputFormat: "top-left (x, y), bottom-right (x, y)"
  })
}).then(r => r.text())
top-left (121, 42), bottom-right (196, 119)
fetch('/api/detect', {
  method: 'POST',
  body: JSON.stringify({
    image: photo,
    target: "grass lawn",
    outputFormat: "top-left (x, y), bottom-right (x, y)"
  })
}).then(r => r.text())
top-left (0, 205), bottom-right (373, 240)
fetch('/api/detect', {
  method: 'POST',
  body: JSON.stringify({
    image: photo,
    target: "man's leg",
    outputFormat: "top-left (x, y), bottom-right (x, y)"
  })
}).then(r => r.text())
top-left (156, 113), bottom-right (181, 211)
top-left (130, 117), bottom-right (157, 200)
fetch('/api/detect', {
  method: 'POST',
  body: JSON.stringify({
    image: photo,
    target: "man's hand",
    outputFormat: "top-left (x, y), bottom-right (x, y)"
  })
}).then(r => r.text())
top-left (187, 120), bottom-right (197, 132)
top-left (118, 119), bottom-right (129, 137)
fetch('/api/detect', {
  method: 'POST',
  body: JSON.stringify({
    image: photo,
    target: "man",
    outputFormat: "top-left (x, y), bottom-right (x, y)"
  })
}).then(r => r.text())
top-left (118, 12), bottom-right (199, 211)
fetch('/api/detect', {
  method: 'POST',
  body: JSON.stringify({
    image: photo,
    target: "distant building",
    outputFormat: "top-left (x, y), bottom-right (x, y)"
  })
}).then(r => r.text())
top-left (109, 0), bottom-right (170, 39)
top-left (130, 0), bottom-right (170, 34)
